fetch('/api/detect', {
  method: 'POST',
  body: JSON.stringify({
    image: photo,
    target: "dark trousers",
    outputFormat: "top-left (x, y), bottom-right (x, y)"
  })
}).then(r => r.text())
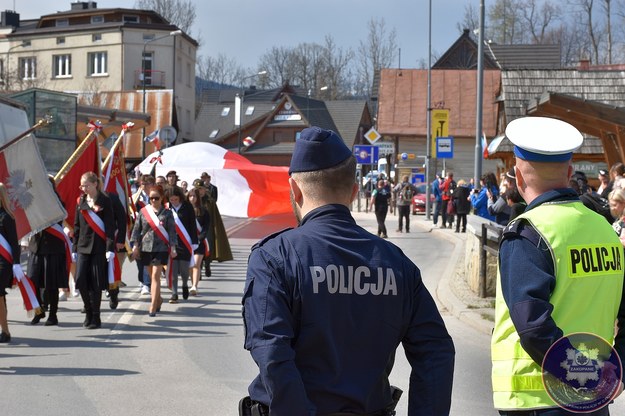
top-left (455, 214), bottom-right (467, 232)
top-left (432, 200), bottom-right (441, 225)
top-left (374, 206), bottom-right (388, 236)
top-left (499, 407), bottom-right (609, 415)
top-left (441, 199), bottom-right (451, 226)
top-left (397, 205), bottom-right (410, 231)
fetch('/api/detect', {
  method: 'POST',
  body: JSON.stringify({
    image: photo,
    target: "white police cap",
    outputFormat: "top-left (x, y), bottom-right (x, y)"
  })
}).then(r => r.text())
top-left (505, 117), bottom-right (583, 162)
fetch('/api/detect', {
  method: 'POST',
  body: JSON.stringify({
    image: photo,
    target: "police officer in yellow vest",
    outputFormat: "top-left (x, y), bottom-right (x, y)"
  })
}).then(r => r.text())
top-left (491, 116), bottom-right (625, 415)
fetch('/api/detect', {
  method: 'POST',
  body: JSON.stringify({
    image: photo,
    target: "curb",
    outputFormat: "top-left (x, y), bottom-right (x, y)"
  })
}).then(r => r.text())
top-left (411, 216), bottom-right (494, 335)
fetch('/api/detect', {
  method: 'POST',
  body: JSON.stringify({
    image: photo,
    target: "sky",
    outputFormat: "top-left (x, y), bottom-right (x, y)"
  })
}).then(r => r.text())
top-left (4, 0), bottom-right (469, 70)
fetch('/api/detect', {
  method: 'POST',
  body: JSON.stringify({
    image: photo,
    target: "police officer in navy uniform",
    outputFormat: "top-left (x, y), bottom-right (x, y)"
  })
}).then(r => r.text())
top-left (491, 117), bottom-right (625, 415)
top-left (241, 126), bottom-right (455, 416)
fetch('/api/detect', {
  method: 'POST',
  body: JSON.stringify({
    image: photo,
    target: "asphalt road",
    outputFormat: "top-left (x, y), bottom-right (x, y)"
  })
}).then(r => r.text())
top-left (3, 212), bottom-right (623, 415)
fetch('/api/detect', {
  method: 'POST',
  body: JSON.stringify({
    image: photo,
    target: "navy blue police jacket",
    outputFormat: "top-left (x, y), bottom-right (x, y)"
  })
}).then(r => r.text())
top-left (243, 204), bottom-right (455, 416)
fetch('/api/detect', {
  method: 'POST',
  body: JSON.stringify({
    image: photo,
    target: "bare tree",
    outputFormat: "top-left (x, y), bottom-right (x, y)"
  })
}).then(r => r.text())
top-left (457, 3), bottom-right (480, 35)
top-left (356, 18), bottom-right (398, 98)
top-left (134, 0), bottom-right (196, 34)
top-left (518, 0), bottom-right (562, 44)
top-left (320, 35), bottom-right (354, 99)
top-left (196, 54), bottom-right (246, 86)
top-left (569, 0), bottom-right (604, 64)
top-left (257, 46), bottom-right (297, 88)
top-left (488, 0), bottom-right (524, 43)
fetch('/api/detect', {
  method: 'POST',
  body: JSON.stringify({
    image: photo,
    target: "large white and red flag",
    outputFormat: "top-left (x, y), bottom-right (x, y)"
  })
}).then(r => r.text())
top-left (54, 122), bottom-right (101, 230)
top-left (137, 142), bottom-right (291, 218)
top-left (102, 123), bottom-right (134, 214)
top-left (0, 134), bottom-right (67, 239)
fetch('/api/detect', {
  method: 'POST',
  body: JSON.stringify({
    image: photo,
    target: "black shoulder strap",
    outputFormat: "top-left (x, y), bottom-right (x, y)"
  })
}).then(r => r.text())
top-left (501, 218), bottom-right (541, 247)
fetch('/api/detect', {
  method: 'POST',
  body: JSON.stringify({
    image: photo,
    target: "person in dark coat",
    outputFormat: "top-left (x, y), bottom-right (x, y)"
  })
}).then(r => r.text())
top-left (166, 185), bottom-right (197, 302)
top-left (106, 191), bottom-right (127, 309)
top-left (73, 172), bottom-right (116, 330)
top-left (242, 126), bottom-right (455, 415)
top-left (188, 187), bottom-right (210, 296)
top-left (29, 177), bottom-right (69, 326)
top-left (452, 179), bottom-right (472, 233)
top-left (0, 183), bottom-right (19, 343)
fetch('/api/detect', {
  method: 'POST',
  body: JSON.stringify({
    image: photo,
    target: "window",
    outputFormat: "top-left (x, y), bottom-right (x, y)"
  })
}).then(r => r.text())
top-left (92, 34), bottom-right (102, 42)
top-left (56, 19), bottom-right (69, 27)
top-left (53, 54), bottom-right (71, 78)
top-left (143, 34), bottom-right (155, 42)
top-left (186, 62), bottom-right (191, 86)
top-left (91, 15), bottom-right (104, 24)
top-left (123, 15), bottom-right (139, 23)
top-left (209, 129), bottom-right (219, 138)
top-left (19, 57), bottom-right (36, 80)
top-left (56, 37), bottom-right (65, 45)
top-left (245, 106), bottom-right (255, 116)
top-left (221, 107), bottom-right (230, 116)
top-left (88, 52), bottom-right (107, 76)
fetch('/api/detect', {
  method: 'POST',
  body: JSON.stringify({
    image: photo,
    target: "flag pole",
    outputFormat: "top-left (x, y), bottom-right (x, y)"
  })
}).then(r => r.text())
top-left (54, 129), bottom-right (98, 182)
top-left (102, 122), bottom-right (133, 169)
top-left (0, 116), bottom-right (52, 153)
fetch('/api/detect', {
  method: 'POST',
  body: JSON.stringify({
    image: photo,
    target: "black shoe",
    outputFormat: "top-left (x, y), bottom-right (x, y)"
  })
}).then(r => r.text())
top-left (109, 299), bottom-right (118, 310)
top-left (87, 317), bottom-right (101, 330)
top-left (0, 332), bottom-right (10, 343)
top-left (83, 317), bottom-right (91, 328)
top-left (204, 262), bottom-right (211, 278)
top-left (169, 294), bottom-right (179, 304)
top-left (44, 315), bottom-right (58, 326)
top-left (182, 286), bottom-right (189, 300)
top-left (31, 310), bottom-right (45, 325)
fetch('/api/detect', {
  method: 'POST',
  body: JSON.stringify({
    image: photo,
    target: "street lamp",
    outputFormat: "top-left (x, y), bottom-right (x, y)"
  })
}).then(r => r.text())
top-left (236, 70), bottom-right (267, 153)
top-left (142, 29), bottom-right (182, 155)
top-left (4, 41), bottom-right (28, 91)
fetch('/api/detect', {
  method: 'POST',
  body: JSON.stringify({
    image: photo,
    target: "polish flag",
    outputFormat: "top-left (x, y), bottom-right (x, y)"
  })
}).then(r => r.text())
top-left (481, 132), bottom-right (489, 159)
top-left (243, 136), bottom-right (256, 147)
top-left (54, 133), bottom-right (100, 230)
top-left (137, 142), bottom-right (291, 218)
top-left (0, 135), bottom-right (67, 239)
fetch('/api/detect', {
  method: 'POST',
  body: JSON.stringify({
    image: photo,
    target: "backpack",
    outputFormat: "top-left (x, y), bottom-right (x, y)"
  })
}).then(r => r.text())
top-left (579, 192), bottom-right (613, 223)
top-left (400, 183), bottom-right (414, 201)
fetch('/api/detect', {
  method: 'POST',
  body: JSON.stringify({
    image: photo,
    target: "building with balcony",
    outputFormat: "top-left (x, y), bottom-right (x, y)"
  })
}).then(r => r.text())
top-left (0, 1), bottom-right (198, 164)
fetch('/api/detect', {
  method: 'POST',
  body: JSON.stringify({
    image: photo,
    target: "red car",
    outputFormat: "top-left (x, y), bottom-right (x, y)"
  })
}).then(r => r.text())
top-left (412, 183), bottom-right (435, 215)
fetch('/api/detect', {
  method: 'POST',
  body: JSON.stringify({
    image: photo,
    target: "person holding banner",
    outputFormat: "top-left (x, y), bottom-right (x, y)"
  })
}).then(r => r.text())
top-left (130, 185), bottom-right (177, 316)
top-left (73, 172), bottom-right (116, 330)
top-left (165, 186), bottom-right (197, 303)
top-left (188, 187), bottom-right (210, 296)
top-left (0, 183), bottom-right (20, 343)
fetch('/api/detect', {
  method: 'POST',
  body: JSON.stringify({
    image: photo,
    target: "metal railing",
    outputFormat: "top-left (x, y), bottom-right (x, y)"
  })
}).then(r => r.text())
top-left (134, 69), bottom-right (166, 89)
top-left (479, 222), bottom-right (503, 298)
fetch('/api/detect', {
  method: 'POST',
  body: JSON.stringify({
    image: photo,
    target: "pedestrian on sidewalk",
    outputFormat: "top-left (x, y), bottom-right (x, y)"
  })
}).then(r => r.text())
top-left (491, 117), bottom-right (625, 415)
top-left (393, 175), bottom-right (417, 232)
top-left (370, 178), bottom-right (390, 238)
top-left (452, 179), bottom-right (471, 233)
top-left (242, 126), bottom-right (455, 416)
top-left (439, 172), bottom-right (456, 228)
top-left (431, 174), bottom-right (443, 225)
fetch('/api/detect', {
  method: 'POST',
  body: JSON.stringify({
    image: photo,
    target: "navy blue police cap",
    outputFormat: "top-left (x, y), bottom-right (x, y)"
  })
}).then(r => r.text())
top-left (505, 117), bottom-right (583, 162)
top-left (289, 126), bottom-right (352, 175)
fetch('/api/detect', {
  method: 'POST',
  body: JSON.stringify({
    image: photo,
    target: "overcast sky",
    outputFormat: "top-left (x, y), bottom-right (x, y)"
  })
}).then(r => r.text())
top-left (5, 0), bottom-right (469, 70)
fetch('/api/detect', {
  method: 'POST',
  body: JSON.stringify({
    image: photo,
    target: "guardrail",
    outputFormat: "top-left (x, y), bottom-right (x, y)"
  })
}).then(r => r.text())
top-left (479, 223), bottom-right (503, 298)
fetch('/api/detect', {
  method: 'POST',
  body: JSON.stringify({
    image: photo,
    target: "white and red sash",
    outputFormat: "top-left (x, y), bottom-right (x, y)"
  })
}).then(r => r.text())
top-left (0, 233), bottom-right (40, 315)
top-left (141, 206), bottom-right (173, 289)
top-left (80, 208), bottom-right (118, 287)
top-left (196, 219), bottom-right (210, 258)
top-left (171, 207), bottom-right (195, 268)
top-left (44, 224), bottom-right (73, 277)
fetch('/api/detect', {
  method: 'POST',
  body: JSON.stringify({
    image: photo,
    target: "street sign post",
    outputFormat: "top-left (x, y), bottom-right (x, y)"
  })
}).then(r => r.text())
top-left (436, 136), bottom-right (454, 159)
top-left (353, 145), bottom-right (379, 165)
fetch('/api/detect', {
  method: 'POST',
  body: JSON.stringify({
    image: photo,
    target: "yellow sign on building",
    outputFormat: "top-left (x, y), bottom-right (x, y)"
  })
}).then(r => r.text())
top-left (431, 109), bottom-right (449, 158)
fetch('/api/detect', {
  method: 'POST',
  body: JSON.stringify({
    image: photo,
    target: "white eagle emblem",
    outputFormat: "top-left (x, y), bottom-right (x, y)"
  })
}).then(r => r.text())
top-left (6, 169), bottom-right (34, 211)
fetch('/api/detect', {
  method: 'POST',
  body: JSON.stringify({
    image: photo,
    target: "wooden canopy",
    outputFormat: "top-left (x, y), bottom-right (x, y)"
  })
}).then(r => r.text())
top-left (527, 91), bottom-right (625, 167)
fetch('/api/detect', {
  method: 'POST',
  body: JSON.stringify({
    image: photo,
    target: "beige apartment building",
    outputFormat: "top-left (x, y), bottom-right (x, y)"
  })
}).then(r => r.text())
top-left (0, 1), bottom-right (198, 161)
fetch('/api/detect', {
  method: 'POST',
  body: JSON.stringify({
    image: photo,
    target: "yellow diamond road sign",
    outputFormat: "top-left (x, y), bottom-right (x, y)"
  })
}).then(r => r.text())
top-left (364, 127), bottom-right (381, 144)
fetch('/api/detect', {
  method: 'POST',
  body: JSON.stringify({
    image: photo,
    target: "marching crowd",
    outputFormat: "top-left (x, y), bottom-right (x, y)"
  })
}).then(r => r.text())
top-left (0, 169), bottom-right (232, 343)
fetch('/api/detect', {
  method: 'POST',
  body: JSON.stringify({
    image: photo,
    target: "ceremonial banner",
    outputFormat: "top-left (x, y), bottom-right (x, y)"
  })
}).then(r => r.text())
top-left (102, 125), bottom-right (135, 229)
top-left (0, 135), bottom-right (66, 239)
top-left (54, 130), bottom-right (100, 229)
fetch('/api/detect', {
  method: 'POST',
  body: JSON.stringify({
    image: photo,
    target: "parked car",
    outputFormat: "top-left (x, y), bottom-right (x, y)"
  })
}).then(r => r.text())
top-left (412, 183), bottom-right (435, 215)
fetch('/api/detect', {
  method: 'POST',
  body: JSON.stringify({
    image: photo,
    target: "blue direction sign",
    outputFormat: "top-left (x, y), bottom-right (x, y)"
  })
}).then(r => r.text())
top-left (436, 136), bottom-right (454, 159)
top-left (353, 145), bottom-right (379, 165)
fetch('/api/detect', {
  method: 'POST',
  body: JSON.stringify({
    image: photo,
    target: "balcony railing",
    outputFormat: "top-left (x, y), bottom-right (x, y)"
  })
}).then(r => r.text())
top-left (134, 69), bottom-right (166, 89)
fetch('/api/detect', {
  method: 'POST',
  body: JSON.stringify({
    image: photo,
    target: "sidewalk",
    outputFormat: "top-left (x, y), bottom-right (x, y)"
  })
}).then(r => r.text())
top-left (350, 208), bottom-right (494, 335)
